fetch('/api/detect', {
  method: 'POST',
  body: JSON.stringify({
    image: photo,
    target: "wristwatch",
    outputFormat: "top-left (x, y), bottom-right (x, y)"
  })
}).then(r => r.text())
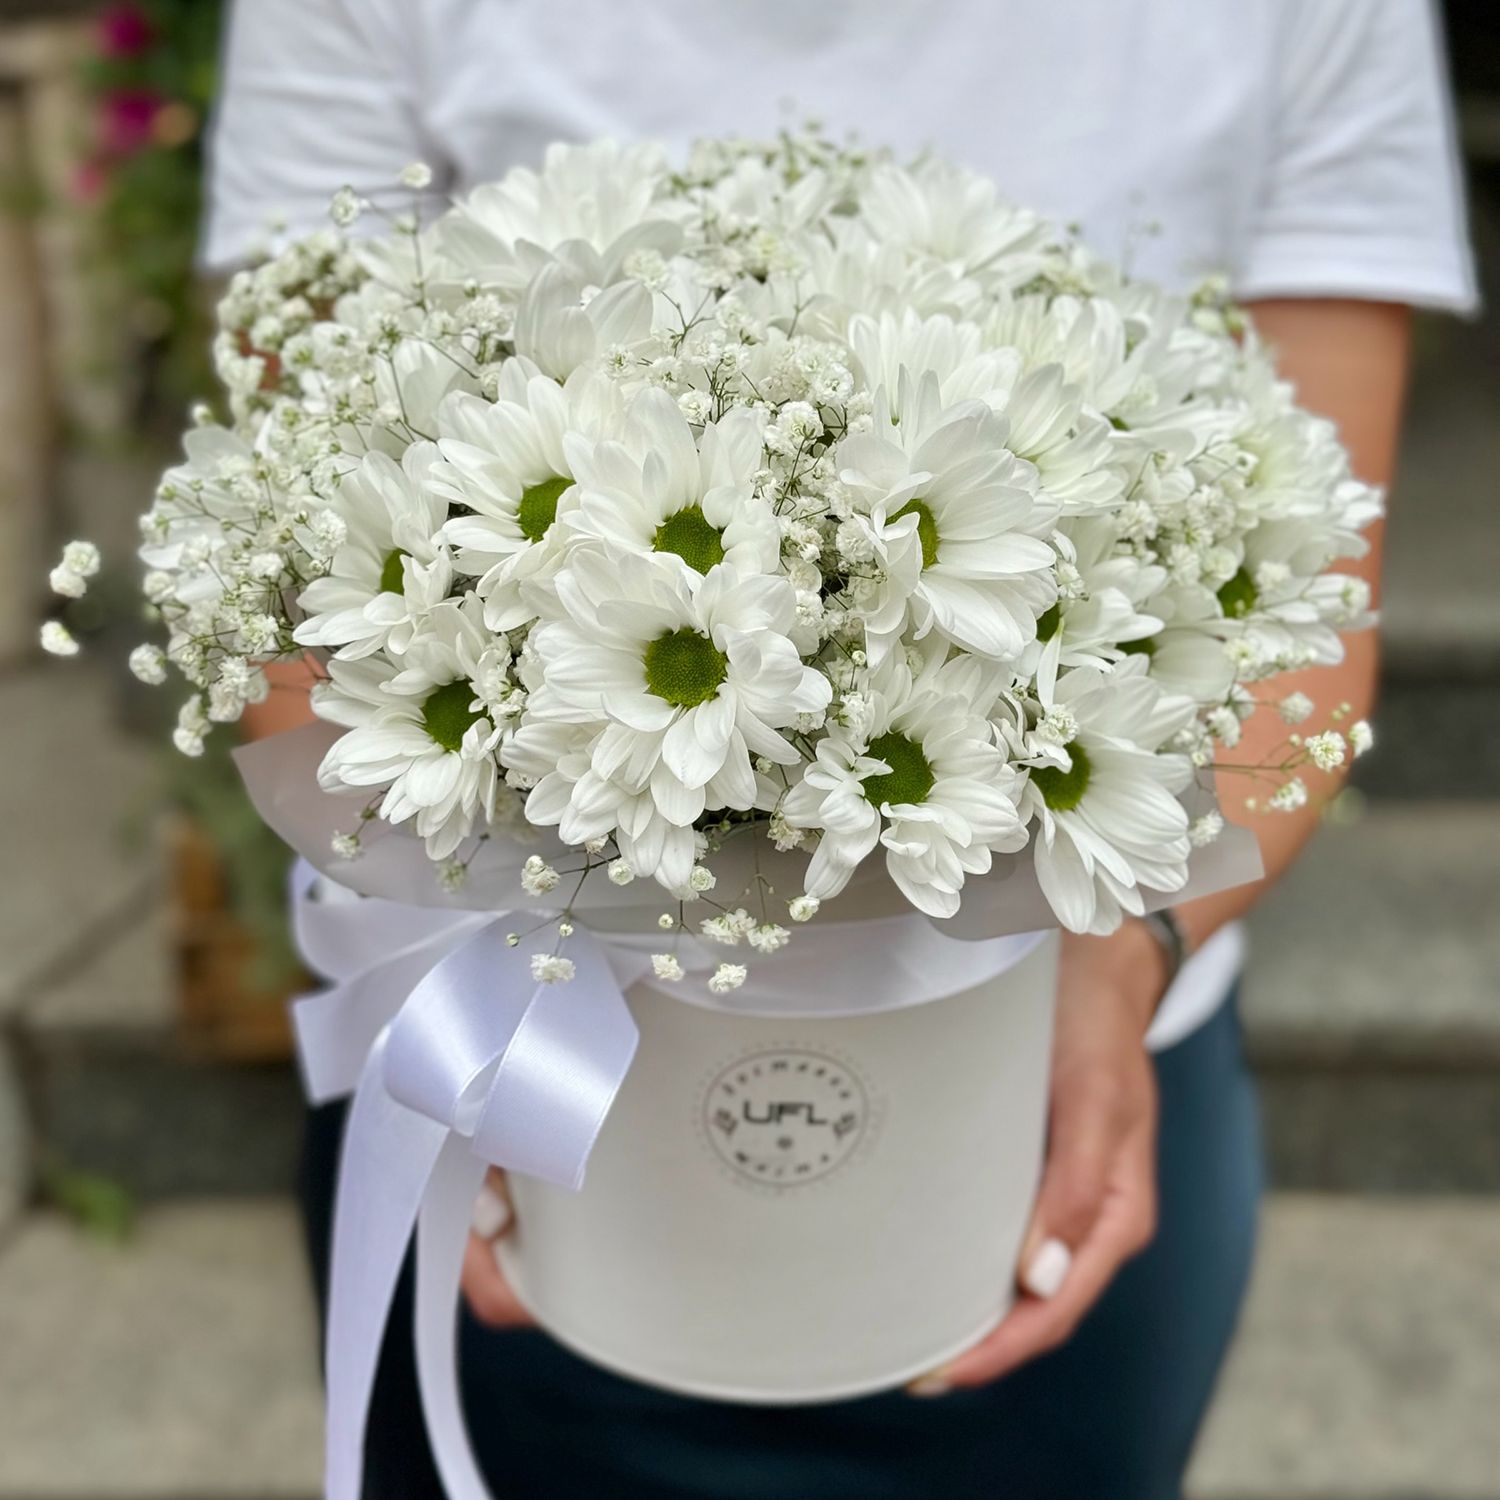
top-left (1138, 908), bottom-right (1190, 989)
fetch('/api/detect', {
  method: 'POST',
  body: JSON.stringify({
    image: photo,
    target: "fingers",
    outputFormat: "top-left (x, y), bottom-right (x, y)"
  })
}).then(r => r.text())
top-left (472, 1172), bottom-right (512, 1240)
top-left (460, 1170), bottom-right (535, 1329)
top-left (1021, 1067), bottom-right (1119, 1264)
top-left (917, 1117), bottom-right (1157, 1393)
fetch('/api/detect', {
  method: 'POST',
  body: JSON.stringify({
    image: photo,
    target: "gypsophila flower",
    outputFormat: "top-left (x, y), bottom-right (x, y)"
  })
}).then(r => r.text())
top-left (521, 856), bottom-right (561, 896)
top-left (657, 914), bottom-right (676, 931)
top-left (399, 162), bottom-right (433, 190)
top-left (688, 866), bottom-right (717, 894)
top-left (1306, 731), bottom-right (1347, 773)
top-left (331, 831), bottom-right (362, 860)
top-left (651, 953), bottom-right (685, 982)
top-left (49, 565), bottom-right (87, 599)
top-left (40, 621), bottom-right (79, 657)
top-left (700, 915), bottom-right (743, 947)
top-left (128, 644), bottom-right (168, 685)
top-left (531, 953), bottom-right (576, 984)
top-left (1188, 810), bottom-right (1224, 847)
top-left (330, 186), bottom-right (362, 226)
top-left (708, 962), bottom-right (748, 994)
top-left (607, 859), bottom-right (636, 886)
top-left (748, 924), bottom-right (791, 954)
top-left (1349, 720), bottom-right (1374, 758)
top-left (1204, 706), bottom-right (1241, 747)
top-left (439, 862), bottom-right (468, 892)
top-left (1278, 692), bottom-right (1315, 726)
top-left (1269, 778), bottom-right (1309, 812)
top-left (788, 896), bottom-right (820, 922)
top-left (62, 541), bottom-right (101, 578)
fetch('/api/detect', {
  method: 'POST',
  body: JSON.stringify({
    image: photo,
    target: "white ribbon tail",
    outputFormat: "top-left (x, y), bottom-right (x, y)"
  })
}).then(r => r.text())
top-left (322, 920), bottom-right (641, 1500)
top-left (416, 1137), bottom-right (491, 1499)
top-left (325, 1030), bottom-right (448, 1500)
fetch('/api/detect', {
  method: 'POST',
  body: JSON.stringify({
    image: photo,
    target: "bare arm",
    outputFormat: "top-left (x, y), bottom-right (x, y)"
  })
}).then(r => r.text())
top-left (930, 297), bottom-right (1413, 1391)
top-left (240, 655), bottom-right (321, 740)
top-left (1179, 298), bottom-right (1411, 948)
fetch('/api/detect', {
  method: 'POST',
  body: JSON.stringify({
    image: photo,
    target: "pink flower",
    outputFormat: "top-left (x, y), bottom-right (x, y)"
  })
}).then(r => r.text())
top-left (97, 4), bottom-right (154, 59)
top-left (71, 159), bottom-right (109, 203)
top-left (99, 88), bottom-right (163, 157)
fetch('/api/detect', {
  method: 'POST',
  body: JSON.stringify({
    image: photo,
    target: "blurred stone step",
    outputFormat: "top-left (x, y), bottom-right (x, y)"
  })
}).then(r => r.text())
top-left (0, 1199), bottom-right (322, 1500)
top-left (1188, 1195), bottom-right (1500, 1500)
top-left (0, 1194), bottom-right (1493, 1498)
top-left (1380, 295), bottom-right (1500, 684)
top-left (0, 666), bottom-right (162, 1022)
top-left (1243, 803), bottom-right (1500, 1193)
top-left (1351, 674), bottom-right (1500, 801)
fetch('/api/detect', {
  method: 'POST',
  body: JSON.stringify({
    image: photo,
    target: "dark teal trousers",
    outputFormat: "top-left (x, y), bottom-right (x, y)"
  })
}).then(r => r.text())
top-left (302, 994), bottom-right (1262, 1500)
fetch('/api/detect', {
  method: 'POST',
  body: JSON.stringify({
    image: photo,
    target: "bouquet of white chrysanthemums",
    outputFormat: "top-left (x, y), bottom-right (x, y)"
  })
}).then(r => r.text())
top-left (52, 132), bottom-right (1376, 980)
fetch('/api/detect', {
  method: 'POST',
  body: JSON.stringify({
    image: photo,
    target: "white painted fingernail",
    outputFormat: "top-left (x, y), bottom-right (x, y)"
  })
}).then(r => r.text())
top-left (908, 1371), bottom-right (952, 1398)
top-left (472, 1183), bottom-right (511, 1240)
top-left (1022, 1237), bottom-right (1072, 1299)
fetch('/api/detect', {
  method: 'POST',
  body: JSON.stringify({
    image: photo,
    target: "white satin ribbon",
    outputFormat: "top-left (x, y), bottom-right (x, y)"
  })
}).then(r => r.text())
top-left (291, 861), bottom-right (1045, 1500)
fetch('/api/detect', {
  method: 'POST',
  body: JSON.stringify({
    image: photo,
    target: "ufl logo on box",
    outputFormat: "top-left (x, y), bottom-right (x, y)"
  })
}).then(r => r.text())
top-left (701, 1047), bottom-right (869, 1187)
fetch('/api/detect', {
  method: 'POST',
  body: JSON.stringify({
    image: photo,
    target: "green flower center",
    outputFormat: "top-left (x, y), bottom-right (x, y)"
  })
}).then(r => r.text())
top-left (1217, 568), bottom-right (1259, 620)
top-left (653, 505), bottom-right (726, 573)
top-left (517, 475), bottom-right (570, 543)
top-left (861, 731), bottom-right (936, 809)
top-left (643, 627), bottom-right (728, 708)
top-left (1036, 603), bottom-right (1063, 642)
top-left (890, 497), bottom-right (940, 569)
top-left (421, 680), bottom-right (485, 753)
top-left (1031, 741), bottom-right (1093, 813)
top-left (378, 548), bottom-right (408, 595)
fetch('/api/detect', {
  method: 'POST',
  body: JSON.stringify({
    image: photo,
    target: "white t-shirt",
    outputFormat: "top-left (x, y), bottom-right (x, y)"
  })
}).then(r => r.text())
top-left (203, 0), bottom-right (1475, 1048)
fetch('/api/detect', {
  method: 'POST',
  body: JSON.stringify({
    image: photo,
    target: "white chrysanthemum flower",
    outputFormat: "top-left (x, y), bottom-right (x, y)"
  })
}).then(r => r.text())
top-left (836, 374), bottom-right (1058, 663)
top-left (453, 140), bottom-right (684, 290)
top-left (784, 652), bottom-right (1027, 919)
top-left (858, 159), bottom-right (1053, 290)
top-left (429, 362), bottom-right (606, 630)
top-left (1018, 662), bottom-right (1196, 935)
top-left (315, 599), bottom-right (505, 859)
top-left (294, 446), bottom-right (450, 660)
top-left (847, 309), bottom-right (1021, 418)
top-left (517, 548), bottom-right (830, 889)
top-left (511, 261), bottom-right (657, 382)
top-left (568, 388), bottom-right (780, 577)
